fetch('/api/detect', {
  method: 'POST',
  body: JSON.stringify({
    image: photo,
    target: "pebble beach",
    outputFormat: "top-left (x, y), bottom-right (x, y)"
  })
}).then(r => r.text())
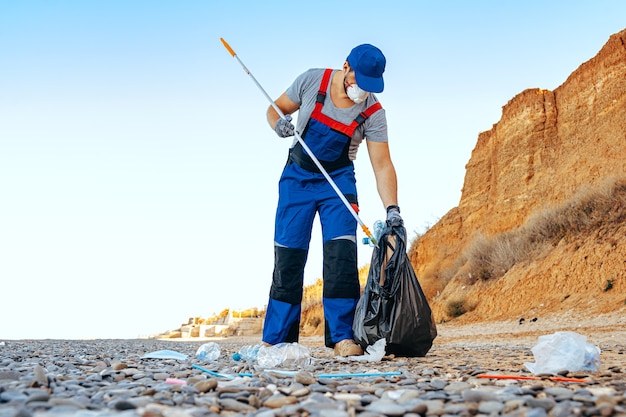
top-left (1, 319), bottom-right (625, 417)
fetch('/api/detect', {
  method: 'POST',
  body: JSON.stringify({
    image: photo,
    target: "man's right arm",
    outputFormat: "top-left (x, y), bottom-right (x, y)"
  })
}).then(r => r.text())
top-left (267, 92), bottom-right (300, 130)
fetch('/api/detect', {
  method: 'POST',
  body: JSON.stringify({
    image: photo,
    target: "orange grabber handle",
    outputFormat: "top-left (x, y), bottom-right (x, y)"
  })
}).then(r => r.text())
top-left (220, 38), bottom-right (236, 57)
top-left (361, 224), bottom-right (376, 244)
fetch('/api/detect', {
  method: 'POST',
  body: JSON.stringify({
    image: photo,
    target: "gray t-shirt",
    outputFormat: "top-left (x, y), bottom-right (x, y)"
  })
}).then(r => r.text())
top-left (285, 68), bottom-right (388, 161)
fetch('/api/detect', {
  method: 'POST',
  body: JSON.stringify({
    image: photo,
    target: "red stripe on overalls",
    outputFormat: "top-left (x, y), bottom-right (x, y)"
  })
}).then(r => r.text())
top-left (312, 69), bottom-right (382, 137)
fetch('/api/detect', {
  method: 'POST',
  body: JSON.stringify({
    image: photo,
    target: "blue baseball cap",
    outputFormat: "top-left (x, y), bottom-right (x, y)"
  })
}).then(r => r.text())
top-left (347, 44), bottom-right (386, 93)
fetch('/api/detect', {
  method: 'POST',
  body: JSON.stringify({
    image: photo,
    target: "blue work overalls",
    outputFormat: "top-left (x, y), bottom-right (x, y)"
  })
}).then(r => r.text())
top-left (263, 69), bottom-right (382, 348)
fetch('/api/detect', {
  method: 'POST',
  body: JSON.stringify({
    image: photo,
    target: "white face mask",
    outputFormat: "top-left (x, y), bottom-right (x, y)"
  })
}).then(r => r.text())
top-left (346, 83), bottom-right (369, 104)
top-left (344, 70), bottom-right (369, 104)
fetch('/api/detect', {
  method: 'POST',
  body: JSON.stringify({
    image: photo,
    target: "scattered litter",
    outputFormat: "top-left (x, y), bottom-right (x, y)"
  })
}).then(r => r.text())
top-left (232, 344), bottom-right (261, 361)
top-left (142, 349), bottom-right (188, 361)
top-left (478, 374), bottom-right (591, 383)
top-left (257, 342), bottom-right (312, 368)
top-left (231, 342), bottom-right (311, 367)
top-left (194, 366), bottom-right (402, 379)
top-left (248, 369), bottom-right (401, 379)
top-left (318, 371), bottom-right (401, 378)
top-left (259, 369), bottom-right (297, 377)
top-left (524, 331), bottom-right (601, 375)
top-left (349, 338), bottom-right (386, 362)
top-left (192, 363), bottom-right (235, 379)
top-left (165, 377), bottom-right (187, 385)
top-left (195, 342), bottom-right (220, 361)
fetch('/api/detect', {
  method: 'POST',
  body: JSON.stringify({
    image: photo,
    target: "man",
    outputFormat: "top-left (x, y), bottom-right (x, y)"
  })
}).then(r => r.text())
top-left (262, 44), bottom-right (402, 356)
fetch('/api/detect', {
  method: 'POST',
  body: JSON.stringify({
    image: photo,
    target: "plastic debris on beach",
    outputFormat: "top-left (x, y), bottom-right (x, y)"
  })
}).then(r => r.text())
top-left (524, 331), bottom-right (601, 375)
top-left (142, 349), bottom-right (189, 361)
top-left (349, 338), bottom-right (387, 362)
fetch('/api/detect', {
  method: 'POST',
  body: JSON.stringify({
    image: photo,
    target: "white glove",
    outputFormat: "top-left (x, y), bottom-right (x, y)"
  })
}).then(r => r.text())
top-left (274, 115), bottom-right (295, 138)
top-left (386, 205), bottom-right (403, 227)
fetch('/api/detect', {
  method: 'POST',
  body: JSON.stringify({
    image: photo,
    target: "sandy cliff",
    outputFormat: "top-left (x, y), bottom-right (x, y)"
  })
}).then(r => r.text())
top-left (411, 28), bottom-right (626, 323)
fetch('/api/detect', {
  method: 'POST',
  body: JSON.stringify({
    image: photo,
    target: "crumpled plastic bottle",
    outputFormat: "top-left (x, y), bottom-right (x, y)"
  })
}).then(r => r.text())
top-left (363, 220), bottom-right (386, 247)
top-left (232, 344), bottom-right (261, 361)
top-left (256, 342), bottom-right (312, 368)
top-left (195, 342), bottom-right (220, 361)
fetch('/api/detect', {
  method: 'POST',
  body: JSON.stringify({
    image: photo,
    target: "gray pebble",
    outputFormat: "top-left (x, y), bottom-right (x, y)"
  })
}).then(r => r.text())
top-left (526, 396), bottom-right (557, 410)
top-left (478, 400), bottom-right (506, 414)
top-left (32, 365), bottom-right (47, 386)
top-left (366, 400), bottom-right (406, 415)
top-left (219, 397), bottom-right (257, 412)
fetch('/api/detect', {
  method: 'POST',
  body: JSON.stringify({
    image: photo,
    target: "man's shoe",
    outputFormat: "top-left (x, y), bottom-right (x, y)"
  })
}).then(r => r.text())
top-left (334, 339), bottom-right (363, 356)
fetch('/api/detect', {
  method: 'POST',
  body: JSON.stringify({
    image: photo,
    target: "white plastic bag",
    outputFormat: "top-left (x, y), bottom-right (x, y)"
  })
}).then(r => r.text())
top-left (349, 338), bottom-right (387, 362)
top-left (524, 331), bottom-right (600, 375)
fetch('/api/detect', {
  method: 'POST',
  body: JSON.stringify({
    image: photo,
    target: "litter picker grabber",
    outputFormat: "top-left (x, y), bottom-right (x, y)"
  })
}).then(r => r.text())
top-left (220, 37), bottom-right (378, 247)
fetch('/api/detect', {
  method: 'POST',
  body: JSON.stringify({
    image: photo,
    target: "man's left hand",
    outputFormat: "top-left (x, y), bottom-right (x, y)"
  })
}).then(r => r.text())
top-left (386, 207), bottom-right (403, 227)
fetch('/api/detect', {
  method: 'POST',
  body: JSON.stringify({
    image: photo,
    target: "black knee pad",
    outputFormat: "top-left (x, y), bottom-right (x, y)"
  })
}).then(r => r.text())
top-left (286, 320), bottom-right (300, 343)
top-left (269, 246), bottom-right (308, 305)
top-left (323, 239), bottom-right (359, 299)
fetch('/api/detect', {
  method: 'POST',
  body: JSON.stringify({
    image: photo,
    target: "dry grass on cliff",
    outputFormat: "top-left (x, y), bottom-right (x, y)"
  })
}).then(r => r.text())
top-left (456, 177), bottom-right (626, 285)
top-left (434, 177), bottom-right (626, 318)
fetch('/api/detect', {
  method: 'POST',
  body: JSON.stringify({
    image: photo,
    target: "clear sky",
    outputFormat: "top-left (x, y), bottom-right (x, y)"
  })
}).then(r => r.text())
top-left (2, 1), bottom-right (625, 340)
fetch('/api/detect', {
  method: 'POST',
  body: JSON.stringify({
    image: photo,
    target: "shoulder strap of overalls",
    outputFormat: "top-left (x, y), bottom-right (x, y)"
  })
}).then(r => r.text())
top-left (314, 69), bottom-right (334, 110)
top-left (312, 69), bottom-right (383, 137)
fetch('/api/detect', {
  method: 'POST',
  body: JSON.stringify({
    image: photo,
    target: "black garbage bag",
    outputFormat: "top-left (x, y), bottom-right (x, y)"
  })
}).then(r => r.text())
top-left (353, 223), bottom-right (437, 357)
